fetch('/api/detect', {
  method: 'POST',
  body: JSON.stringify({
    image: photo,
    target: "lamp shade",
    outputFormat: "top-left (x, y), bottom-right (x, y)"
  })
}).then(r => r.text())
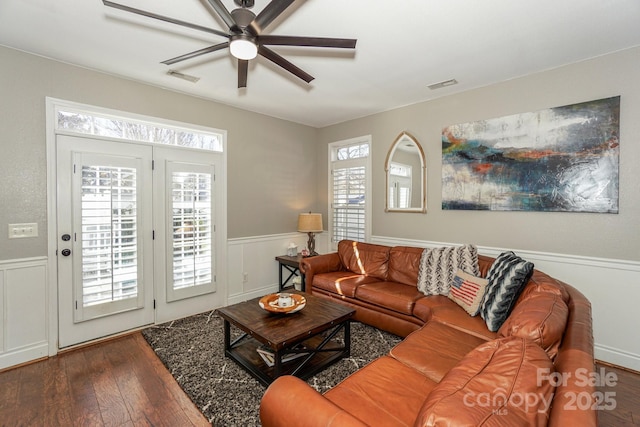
top-left (297, 213), bottom-right (323, 233)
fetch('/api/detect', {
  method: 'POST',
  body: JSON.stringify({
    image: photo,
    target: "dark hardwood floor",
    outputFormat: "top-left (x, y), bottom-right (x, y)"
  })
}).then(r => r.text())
top-left (0, 333), bottom-right (209, 427)
top-left (597, 362), bottom-right (640, 426)
top-left (0, 332), bottom-right (638, 426)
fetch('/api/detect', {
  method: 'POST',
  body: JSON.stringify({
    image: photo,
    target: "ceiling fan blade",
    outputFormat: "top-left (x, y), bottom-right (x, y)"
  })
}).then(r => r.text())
top-left (238, 59), bottom-right (249, 88)
top-left (103, 0), bottom-right (229, 38)
top-left (161, 42), bottom-right (229, 65)
top-left (250, 0), bottom-right (295, 34)
top-left (258, 45), bottom-right (314, 83)
top-left (204, 0), bottom-right (237, 30)
top-left (260, 35), bottom-right (357, 49)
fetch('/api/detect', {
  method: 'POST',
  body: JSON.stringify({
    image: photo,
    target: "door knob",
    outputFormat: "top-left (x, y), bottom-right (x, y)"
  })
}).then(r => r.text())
top-left (61, 249), bottom-right (71, 256)
top-left (61, 234), bottom-right (71, 241)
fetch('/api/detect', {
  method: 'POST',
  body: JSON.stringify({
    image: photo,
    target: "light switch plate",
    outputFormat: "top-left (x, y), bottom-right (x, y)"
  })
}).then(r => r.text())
top-left (8, 223), bottom-right (39, 239)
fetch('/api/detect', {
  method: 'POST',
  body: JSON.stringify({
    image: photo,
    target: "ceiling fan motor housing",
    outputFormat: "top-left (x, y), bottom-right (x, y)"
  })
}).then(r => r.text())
top-left (231, 7), bottom-right (256, 31)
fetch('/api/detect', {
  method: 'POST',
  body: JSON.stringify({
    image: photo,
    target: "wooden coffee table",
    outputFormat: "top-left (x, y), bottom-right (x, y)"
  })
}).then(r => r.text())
top-left (215, 291), bottom-right (355, 386)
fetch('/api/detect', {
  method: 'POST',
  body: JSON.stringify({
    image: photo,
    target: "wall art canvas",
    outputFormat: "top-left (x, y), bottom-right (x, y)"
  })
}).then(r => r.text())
top-left (441, 96), bottom-right (620, 213)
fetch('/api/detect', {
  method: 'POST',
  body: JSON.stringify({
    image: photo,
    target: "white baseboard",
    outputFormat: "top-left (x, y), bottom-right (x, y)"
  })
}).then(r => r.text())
top-left (595, 344), bottom-right (640, 370)
top-left (372, 235), bottom-right (640, 371)
top-left (227, 284), bottom-right (279, 306)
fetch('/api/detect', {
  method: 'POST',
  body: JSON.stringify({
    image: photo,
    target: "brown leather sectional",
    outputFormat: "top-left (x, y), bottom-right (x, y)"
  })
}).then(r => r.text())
top-left (260, 240), bottom-right (596, 426)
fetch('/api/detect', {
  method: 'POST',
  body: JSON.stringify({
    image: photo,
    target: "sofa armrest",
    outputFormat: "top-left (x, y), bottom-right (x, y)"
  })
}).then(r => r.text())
top-left (300, 252), bottom-right (343, 289)
top-left (260, 376), bottom-right (367, 427)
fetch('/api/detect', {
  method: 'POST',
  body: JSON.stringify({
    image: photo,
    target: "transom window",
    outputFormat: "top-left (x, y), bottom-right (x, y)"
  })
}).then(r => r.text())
top-left (56, 107), bottom-right (223, 152)
top-left (334, 143), bottom-right (369, 161)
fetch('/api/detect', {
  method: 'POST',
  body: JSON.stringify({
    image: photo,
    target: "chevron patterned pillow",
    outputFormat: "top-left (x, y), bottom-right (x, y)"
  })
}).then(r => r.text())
top-left (479, 251), bottom-right (534, 332)
top-left (417, 244), bottom-right (479, 296)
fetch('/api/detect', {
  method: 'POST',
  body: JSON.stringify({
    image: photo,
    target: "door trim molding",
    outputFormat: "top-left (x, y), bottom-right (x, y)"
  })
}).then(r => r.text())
top-left (46, 98), bottom-right (58, 356)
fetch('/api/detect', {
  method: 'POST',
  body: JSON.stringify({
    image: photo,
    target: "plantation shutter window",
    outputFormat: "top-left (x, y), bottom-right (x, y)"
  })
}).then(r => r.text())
top-left (81, 165), bottom-right (139, 307)
top-left (171, 171), bottom-right (213, 290)
top-left (164, 160), bottom-right (217, 302)
top-left (332, 166), bottom-right (366, 242)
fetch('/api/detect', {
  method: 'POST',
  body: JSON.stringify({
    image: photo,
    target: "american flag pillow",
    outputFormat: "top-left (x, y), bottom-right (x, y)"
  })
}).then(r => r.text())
top-left (448, 269), bottom-right (489, 316)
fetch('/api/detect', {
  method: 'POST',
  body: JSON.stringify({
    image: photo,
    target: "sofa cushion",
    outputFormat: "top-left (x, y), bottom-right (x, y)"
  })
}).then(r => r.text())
top-left (355, 281), bottom-right (424, 316)
top-left (448, 269), bottom-right (489, 316)
top-left (414, 336), bottom-right (555, 427)
top-left (338, 240), bottom-right (390, 280)
top-left (388, 246), bottom-right (424, 286)
top-left (480, 251), bottom-right (534, 332)
top-left (312, 271), bottom-right (381, 298)
top-left (498, 291), bottom-right (569, 360)
top-left (417, 244), bottom-right (479, 296)
top-left (415, 296), bottom-right (497, 341)
top-left (390, 321), bottom-right (487, 383)
top-left (325, 355), bottom-right (438, 427)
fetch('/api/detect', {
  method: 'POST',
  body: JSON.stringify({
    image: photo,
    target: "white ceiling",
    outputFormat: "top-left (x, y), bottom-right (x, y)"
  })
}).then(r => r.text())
top-left (1, 0), bottom-right (640, 128)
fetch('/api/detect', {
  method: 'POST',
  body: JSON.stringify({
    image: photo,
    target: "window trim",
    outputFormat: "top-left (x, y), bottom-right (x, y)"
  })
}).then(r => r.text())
top-left (328, 135), bottom-right (372, 251)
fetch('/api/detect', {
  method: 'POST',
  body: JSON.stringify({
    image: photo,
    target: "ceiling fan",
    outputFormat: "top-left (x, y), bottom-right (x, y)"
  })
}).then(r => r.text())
top-left (103, 0), bottom-right (357, 88)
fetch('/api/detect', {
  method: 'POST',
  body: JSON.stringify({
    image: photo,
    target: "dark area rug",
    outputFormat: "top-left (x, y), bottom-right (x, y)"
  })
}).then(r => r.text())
top-left (142, 310), bottom-right (401, 426)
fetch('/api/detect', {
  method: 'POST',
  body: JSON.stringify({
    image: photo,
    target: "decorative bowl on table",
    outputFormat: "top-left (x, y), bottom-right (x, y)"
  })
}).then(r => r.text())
top-left (259, 293), bottom-right (306, 314)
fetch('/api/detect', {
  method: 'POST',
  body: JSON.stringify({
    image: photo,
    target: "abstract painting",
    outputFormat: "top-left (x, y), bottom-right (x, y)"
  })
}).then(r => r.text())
top-left (442, 96), bottom-right (620, 213)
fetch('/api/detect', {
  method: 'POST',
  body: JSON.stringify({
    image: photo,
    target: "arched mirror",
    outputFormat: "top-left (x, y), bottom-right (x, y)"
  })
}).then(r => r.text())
top-left (385, 132), bottom-right (427, 213)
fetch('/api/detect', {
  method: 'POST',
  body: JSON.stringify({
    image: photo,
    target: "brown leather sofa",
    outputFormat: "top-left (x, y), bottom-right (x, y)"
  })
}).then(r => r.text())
top-left (260, 240), bottom-right (596, 426)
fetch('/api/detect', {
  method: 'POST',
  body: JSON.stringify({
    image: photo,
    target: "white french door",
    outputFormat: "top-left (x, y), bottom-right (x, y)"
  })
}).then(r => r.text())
top-left (57, 135), bottom-right (154, 348)
top-left (153, 147), bottom-right (220, 323)
top-left (57, 135), bottom-right (224, 347)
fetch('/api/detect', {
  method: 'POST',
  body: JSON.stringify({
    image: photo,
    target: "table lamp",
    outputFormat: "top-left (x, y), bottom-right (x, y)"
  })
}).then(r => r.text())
top-left (297, 212), bottom-right (323, 256)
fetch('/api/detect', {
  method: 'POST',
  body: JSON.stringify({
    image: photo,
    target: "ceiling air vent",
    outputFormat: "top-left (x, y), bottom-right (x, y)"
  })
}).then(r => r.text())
top-left (427, 79), bottom-right (458, 90)
top-left (167, 70), bottom-right (200, 83)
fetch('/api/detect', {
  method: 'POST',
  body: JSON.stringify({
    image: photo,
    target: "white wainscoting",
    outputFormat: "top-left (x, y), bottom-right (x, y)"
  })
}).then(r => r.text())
top-left (0, 257), bottom-right (48, 370)
top-left (372, 235), bottom-right (640, 371)
top-left (226, 233), bottom-right (330, 305)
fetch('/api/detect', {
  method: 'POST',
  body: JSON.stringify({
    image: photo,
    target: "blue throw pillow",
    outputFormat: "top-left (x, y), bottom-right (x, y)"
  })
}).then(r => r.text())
top-left (479, 251), bottom-right (534, 332)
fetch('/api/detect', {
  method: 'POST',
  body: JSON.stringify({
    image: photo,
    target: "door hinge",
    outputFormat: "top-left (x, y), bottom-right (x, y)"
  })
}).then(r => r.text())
top-left (73, 164), bottom-right (76, 174)
top-left (152, 160), bottom-right (155, 170)
top-left (75, 300), bottom-right (78, 310)
top-left (153, 299), bottom-right (156, 309)
top-left (152, 230), bottom-right (155, 240)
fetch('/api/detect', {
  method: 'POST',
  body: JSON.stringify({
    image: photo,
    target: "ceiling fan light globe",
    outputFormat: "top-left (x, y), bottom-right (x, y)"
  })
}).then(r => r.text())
top-left (230, 38), bottom-right (258, 60)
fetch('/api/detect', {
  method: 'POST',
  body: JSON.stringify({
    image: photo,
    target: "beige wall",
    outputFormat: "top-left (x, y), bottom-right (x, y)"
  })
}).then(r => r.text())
top-left (318, 46), bottom-right (640, 262)
top-left (2, 44), bottom-right (639, 263)
top-left (0, 45), bottom-right (318, 261)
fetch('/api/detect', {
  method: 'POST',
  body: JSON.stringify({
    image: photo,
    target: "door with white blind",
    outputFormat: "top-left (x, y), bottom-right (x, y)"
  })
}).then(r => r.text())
top-left (57, 135), bottom-right (154, 348)
top-left (153, 147), bottom-right (218, 323)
